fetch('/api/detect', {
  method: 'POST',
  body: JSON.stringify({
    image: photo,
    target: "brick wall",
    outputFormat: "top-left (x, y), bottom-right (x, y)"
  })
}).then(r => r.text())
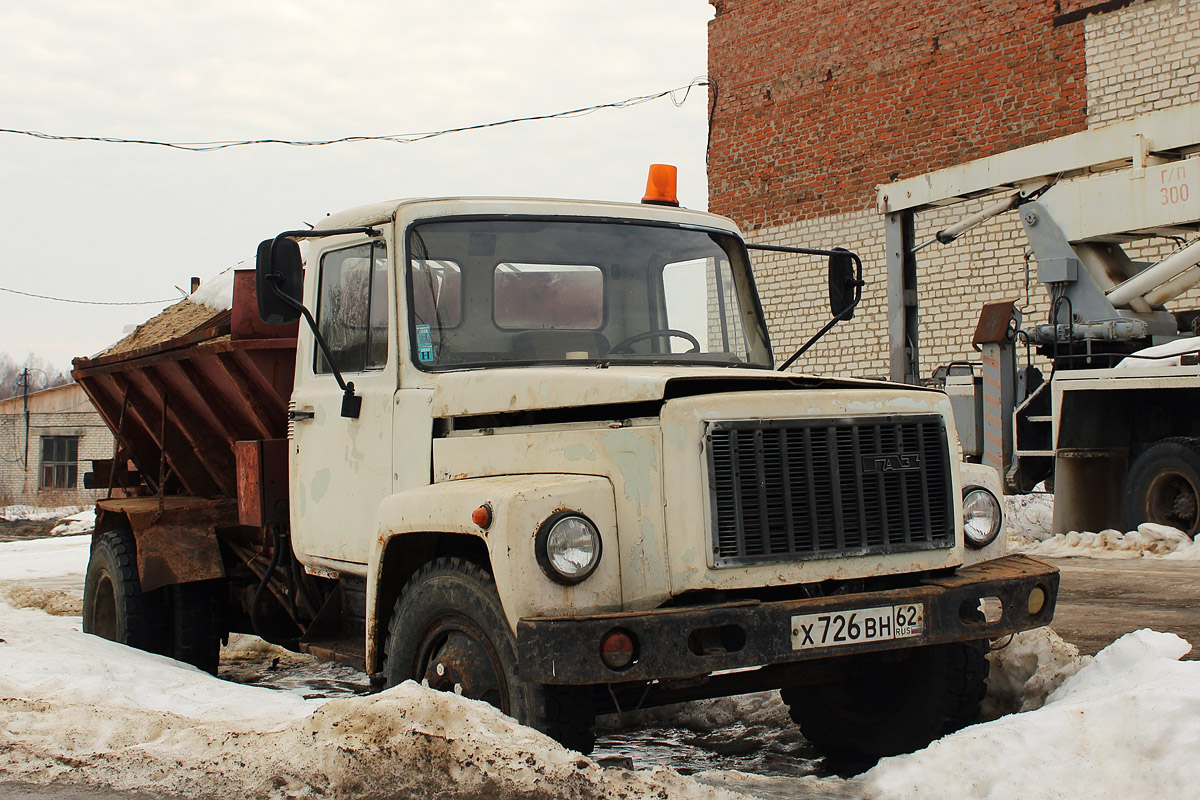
top-left (707, 0), bottom-right (1088, 231)
top-left (709, 0), bottom-right (1200, 379)
top-left (1085, 0), bottom-right (1200, 123)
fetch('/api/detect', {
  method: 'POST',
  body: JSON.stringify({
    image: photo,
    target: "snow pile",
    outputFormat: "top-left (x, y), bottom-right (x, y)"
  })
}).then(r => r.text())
top-left (1003, 491), bottom-right (1055, 544)
top-left (864, 629), bottom-right (1200, 800)
top-left (0, 602), bottom-right (752, 800)
top-left (188, 265), bottom-right (240, 312)
top-left (1003, 489), bottom-right (1200, 559)
top-left (0, 505), bottom-right (86, 522)
top-left (218, 634), bottom-right (370, 699)
top-left (1115, 335), bottom-right (1200, 369)
top-left (1019, 522), bottom-right (1199, 560)
top-left (981, 628), bottom-right (1090, 719)
top-left (49, 508), bottom-right (96, 536)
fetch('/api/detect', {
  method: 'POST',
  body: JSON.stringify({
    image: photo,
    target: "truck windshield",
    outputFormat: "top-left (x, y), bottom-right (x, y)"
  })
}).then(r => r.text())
top-left (406, 217), bottom-right (772, 370)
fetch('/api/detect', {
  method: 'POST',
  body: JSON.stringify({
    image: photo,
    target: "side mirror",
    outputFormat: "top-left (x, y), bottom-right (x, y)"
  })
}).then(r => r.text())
top-left (256, 237), bottom-right (304, 326)
top-left (828, 248), bottom-right (858, 320)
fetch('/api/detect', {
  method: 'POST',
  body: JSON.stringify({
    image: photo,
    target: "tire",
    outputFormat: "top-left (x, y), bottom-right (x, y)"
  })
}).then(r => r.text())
top-left (82, 529), bottom-right (168, 654)
top-left (782, 641), bottom-right (989, 767)
top-left (384, 557), bottom-right (595, 753)
top-left (1124, 437), bottom-right (1200, 538)
top-left (168, 580), bottom-right (223, 675)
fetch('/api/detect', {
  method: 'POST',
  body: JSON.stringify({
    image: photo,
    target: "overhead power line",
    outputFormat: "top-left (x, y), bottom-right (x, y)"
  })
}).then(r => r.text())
top-left (0, 286), bottom-right (179, 306)
top-left (0, 79), bottom-right (709, 152)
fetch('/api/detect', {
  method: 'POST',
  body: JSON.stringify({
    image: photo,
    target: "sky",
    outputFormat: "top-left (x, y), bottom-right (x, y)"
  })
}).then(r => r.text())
top-left (0, 1), bottom-right (715, 375)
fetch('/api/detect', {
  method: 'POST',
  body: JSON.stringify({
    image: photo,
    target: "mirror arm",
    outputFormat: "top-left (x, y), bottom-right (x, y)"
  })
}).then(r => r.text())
top-left (276, 226), bottom-right (382, 240)
top-left (746, 243), bottom-right (846, 257)
top-left (751, 246), bottom-right (863, 372)
top-left (266, 277), bottom-right (362, 419)
top-left (777, 303), bottom-right (855, 372)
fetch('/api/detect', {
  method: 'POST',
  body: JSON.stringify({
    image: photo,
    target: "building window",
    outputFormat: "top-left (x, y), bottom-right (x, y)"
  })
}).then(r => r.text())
top-left (40, 436), bottom-right (78, 490)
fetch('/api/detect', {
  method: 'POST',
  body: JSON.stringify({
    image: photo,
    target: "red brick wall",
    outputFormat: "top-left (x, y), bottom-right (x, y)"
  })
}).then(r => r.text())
top-left (707, 0), bottom-right (1089, 230)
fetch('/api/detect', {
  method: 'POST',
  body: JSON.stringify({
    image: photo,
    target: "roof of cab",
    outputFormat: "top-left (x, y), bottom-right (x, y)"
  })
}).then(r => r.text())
top-left (316, 196), bottom-right (742, 235)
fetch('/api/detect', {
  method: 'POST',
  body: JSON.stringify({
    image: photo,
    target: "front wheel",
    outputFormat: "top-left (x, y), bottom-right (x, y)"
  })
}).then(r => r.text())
top-left (384, 557), bottom-right (595, 753)
top-left (1124, 437), bottom-right (1200, 537)
top-left (782, 641), bottom-right (989, 767)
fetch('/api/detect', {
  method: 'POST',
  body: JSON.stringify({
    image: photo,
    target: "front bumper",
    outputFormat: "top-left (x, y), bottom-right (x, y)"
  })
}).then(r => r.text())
top-left (516, 554), bottom-right (1058, 685)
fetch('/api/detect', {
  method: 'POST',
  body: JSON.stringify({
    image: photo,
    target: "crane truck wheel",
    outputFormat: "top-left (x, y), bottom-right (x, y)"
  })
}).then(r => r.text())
top-left (1123, 437), bottom-right (1200, 538)
top-left (383, 556), bottom-right (595, 753)
top-left (781, 641), bottom-right (989, 769)
top-left (83, 528), bottom-right (169, 655)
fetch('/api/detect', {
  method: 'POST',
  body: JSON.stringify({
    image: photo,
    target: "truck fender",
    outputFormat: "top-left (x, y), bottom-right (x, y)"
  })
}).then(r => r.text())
top-left (94, 497), bottom-right (233, 593)
top-left (365, 474), bottom-right (620, 675)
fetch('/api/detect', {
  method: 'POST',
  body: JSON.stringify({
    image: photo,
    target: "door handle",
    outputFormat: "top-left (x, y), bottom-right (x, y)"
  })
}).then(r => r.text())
top-left (289, 409), bottom-right (315, 421)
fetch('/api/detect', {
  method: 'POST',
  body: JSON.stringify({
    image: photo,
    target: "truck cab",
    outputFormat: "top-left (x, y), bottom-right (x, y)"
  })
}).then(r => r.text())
top-left (77, 187), bottom-right (1058, 765)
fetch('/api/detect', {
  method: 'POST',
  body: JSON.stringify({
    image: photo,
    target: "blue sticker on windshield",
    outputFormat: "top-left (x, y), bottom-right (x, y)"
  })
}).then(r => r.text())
top-left (415, 324), bottom-right (435, 362)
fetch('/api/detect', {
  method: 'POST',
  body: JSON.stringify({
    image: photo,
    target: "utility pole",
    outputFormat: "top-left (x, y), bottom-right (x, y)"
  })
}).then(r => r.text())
top-left (21, 368), bottom-right (30, 475)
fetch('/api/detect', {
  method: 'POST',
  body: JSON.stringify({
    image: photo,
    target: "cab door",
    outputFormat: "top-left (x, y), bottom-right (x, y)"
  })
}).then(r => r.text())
top-left (289, 234), bottom-right (395, 573)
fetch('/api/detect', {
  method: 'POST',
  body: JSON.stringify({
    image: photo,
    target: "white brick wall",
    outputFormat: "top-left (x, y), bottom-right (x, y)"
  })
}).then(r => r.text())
top-left (755, 0), bottom-right (1200, 380)
top-left (0, 410), bottom-right (111, 506)
top-left (1086, 0), bottom-right (1200, 125)
top-left (752, 201), bottom-right (1044, 379)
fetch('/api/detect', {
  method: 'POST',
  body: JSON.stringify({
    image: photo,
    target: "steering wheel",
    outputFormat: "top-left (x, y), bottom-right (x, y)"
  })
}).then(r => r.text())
top-left (609, 329), bottom-right (701, 354)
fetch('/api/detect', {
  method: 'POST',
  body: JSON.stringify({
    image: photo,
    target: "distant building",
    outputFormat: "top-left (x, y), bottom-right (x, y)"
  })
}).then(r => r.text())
top-left (0, 383), bottom-right (112, 506)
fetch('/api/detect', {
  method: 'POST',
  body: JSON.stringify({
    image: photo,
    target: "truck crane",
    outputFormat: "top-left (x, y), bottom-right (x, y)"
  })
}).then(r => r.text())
top-left (879, 101), bottom-right (1200, 538)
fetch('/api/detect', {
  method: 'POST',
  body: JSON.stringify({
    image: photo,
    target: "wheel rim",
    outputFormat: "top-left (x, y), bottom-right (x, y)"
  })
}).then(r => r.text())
top-left (89, 574), bottom-right (118, 640)
top-left (1145, 468), bottom-right (1200, 536)
top-left (414, 613), bottom-right (509, 713)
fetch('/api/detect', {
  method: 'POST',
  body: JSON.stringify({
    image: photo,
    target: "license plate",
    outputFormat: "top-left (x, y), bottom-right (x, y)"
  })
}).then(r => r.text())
top-left (790, 603), bottom-right (925, 651)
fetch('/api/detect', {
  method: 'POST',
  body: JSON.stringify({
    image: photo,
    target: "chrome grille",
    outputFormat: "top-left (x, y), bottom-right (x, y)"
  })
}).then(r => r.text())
top-left (706, 415), bottom-right (954, 566)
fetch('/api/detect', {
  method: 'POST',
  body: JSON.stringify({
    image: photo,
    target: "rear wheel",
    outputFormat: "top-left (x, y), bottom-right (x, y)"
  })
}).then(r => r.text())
top-left (384, 557), bottom-right (595, 753)
top-left (83, 528), bottom-right (223, 673)
top-left (168, 580), bottom-right (223, 674)
top-left (1124, 437), bottom-right (1200, 537)
top-left (782, 641), bottom-right (989, 767)
top-left (83, 528), bottom-right (167, 653)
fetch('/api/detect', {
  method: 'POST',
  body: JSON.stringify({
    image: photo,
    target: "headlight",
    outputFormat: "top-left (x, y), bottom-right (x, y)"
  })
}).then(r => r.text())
top-left (963, 487), bottom-right (1003, 549)
top-left (536, 512), bottom-right (602, 584)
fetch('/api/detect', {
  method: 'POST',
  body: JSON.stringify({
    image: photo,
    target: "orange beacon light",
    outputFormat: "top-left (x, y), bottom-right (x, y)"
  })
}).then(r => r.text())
top-left (641, 164), bottom-right (680, 206)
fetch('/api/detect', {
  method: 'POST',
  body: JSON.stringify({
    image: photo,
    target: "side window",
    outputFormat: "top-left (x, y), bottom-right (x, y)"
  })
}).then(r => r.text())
top-left (494, 263), bottom-right (603, 329)
top-left (40, 436), bottom-right (78, 490)
top-left (316, 242), bottom-right (389, 374)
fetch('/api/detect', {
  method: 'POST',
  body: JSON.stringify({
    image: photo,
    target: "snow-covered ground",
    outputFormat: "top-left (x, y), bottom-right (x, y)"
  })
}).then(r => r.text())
top-left (0, 505), bottom-right (86, 523)
top-left (48, 508), bottom-right (97, 537)
top-left (2, 517), bottom-right (1199, 798)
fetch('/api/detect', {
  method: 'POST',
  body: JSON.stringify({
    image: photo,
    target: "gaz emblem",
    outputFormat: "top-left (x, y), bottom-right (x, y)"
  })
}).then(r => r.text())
top-left (862, 453), bottom-right (921, 473)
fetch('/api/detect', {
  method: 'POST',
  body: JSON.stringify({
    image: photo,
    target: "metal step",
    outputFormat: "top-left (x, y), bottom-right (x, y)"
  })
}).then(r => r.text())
top-left (1016, 449), bottom-right (1056, 457)
top-left (1026, 415), bottom-right (1053, 423)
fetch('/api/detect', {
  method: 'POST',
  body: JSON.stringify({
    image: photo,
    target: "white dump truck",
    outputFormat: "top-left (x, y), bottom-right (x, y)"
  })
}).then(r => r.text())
top-left (73, 168), bottom-right (1057, 763)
